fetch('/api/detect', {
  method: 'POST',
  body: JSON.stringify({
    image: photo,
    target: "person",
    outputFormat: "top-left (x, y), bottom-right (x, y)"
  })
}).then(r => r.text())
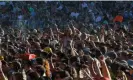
top-left (1, 1), bottom-right (133, 80)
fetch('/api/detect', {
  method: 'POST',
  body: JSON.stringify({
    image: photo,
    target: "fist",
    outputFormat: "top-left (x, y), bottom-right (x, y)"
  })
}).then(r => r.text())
top-left (99, 55), bottom-right (105, 62)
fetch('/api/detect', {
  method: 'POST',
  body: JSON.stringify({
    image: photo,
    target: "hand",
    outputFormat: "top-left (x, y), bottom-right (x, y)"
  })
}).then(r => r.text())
top-left (55, 25), bottom-right (59, 31)
top-left (54, 24), bottom-right (57, 27)
top-left (50, 28), bottom-right (52, 32)
top-left (69, 40), bottom-right (73, 47)
top-left (99, 55), bottom-right (105, 62)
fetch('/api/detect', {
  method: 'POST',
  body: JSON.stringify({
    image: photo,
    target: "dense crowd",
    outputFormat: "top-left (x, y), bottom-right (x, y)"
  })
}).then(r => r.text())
top-left (0, 1), bottom-right (133, 80)
top-left (0, 1), bottom-right (133, 29)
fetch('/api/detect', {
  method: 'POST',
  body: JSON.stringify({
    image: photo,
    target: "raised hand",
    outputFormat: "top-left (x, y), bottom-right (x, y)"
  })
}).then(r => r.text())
top-left (99, 55), bottom-right (105, 62)
top-left (70, 40), bottom-right (73, 48)
top-left (55, 24), bottom-right (59, 32)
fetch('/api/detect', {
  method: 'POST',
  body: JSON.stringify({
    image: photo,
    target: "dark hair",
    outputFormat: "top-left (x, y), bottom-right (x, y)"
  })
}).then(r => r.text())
top-left (70, 56), bottom-right (79, 63)
top-left (12, 61), bottom-right (22, 72)
top-left (24, 60), bottom-right (32, 67)
top-left (91, 48), bottom-right (102, 58)
top-left (99, 46), bottom-right (107, 54)
top-left (36, 57), bottom-right (43, 65)
top-left (28, 72), bottom-right (40, 80)
top-left (111, 61), bottom-right (130, 75)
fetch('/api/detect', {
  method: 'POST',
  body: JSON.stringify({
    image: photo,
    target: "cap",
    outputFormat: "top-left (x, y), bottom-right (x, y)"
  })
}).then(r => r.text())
top-left (127, 59), bottom-right (133, 69)
top-left (43, 47), bottom-right (53, 53)
top-left (83, 48), bottom-right (91, 55)
top-left (0, 56), bottom-right (4, 60)
top-left (105, 51), bottom-right (118, 60)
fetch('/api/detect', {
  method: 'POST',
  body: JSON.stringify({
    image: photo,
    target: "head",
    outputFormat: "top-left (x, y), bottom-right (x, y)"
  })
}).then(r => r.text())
top-left (12, 61), bottom-right (22, 72)
top-left (36, 57), bottom-right (44, 65)
top-left (105, 51), bottom-right (118, 62)
top-left (24, 60), bottom-right (32, 71)
top-left (99, 46), bottom-right (107, 55)
top-left (120, 51), bottom-right (129, 60)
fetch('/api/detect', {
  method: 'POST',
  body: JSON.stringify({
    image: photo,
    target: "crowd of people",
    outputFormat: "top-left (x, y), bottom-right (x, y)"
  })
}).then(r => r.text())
top-left (0, 1), bottom-right (133, 80)
top-left (0, 1), bottom-right (133, 29)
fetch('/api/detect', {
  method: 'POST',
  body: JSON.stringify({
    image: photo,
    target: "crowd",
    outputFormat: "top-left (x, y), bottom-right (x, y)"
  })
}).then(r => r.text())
top-left (0, 1), bottom-right (133, 80)
top-left (0, 1), bottom-right (133, 29)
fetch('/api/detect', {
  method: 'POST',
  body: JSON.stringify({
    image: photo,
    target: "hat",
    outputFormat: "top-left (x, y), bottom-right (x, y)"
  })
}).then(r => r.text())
top-left (0, 56), bottom-right (4, 60)
top-left (83, 48), bottom-right (91, 55)
top-left (105, 51), bottom-right (117, 60)
top-left (127, 59), bottom-right (133, 69)
top-left (43, 47), bottom-right (53, 53)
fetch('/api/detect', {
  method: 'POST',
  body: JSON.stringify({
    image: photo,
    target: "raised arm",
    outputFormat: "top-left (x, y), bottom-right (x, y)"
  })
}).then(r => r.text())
top-left (99, 55), bottom-right (111, 80)
top-left (55, 25), bottom-right (64, 36)
top-left (70, 40), bottom-right (76, 56)
top-left (0, 61), bottom-right (8, 80)
top-left (93, 58), bottom-right (103, 77)
top-left (50, 28), bottom-right (55, 40)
